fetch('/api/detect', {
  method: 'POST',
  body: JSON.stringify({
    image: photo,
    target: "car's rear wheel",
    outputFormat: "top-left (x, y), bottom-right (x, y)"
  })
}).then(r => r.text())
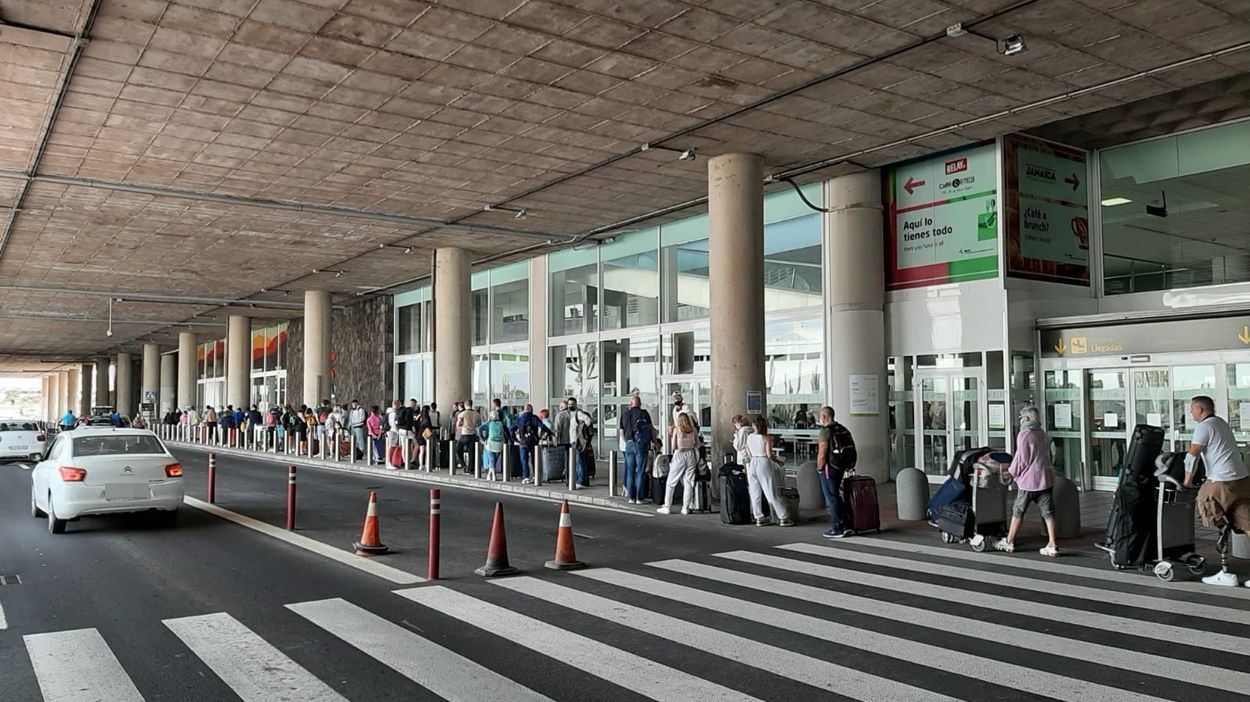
top-left (31, 489), bottom-right (45, 518)
top-left (47, 495), bottom-right (66, 534)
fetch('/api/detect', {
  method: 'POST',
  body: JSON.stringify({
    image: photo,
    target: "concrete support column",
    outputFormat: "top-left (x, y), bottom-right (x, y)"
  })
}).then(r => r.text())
top-left (79, 363), bottom-right (93, 416)
top-left (142, 343), bottom-right (160, 414)
top-left (61, 371), bottom-right (73, 418)
top-left (178, 332), bottom-right (197, 411)
top-left (303, 291), bottom-right (331, 407)
top-left (708, 153), bottom-right (766, 462)
top-left (94, 358), bottom-right (109, 410)
top-left (40, 376), bottom-right (49, 421)
top-left (116, 353), bottom-right (133, 417)
top-left (66, 368), bottom-right (79, 419)
top-left (528, 255), bottom-right (548, 410)
top-left (48, 373), bottom-right (61, 422)
top-left (826, 170), bottom-right (888, 482)
top-left (160, 353), bottom-right (176, 414)
top-left (433, 247), bottom-right (471, 412)
top-left (227, 315), bottom-right (251, 409)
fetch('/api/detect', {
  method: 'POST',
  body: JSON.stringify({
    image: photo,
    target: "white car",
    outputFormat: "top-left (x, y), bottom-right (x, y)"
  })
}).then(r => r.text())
top-left (30, 428), bottom-right (184, 534)
top-left (0, 419), bottom-right (46, 461)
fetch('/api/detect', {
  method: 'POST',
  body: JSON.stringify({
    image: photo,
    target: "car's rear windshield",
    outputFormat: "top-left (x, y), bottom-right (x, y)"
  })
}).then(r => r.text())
top-left (0, 422), bottom-right (39, 432)
top-left (72, 435), bottom-right (166, 457)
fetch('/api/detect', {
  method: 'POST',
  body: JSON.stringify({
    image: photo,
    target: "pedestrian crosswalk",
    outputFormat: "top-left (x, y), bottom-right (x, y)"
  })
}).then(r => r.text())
top-left (8, 538), bottom-right (1250, 701)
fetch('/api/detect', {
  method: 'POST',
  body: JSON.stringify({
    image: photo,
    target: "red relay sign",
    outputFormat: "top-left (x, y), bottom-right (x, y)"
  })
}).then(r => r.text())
top-left (945, 157), bottom-right (968, 175)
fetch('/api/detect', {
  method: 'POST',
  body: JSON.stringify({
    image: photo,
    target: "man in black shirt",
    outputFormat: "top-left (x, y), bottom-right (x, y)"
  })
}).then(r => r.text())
top-left (618, 395), bottom-right (655, 504)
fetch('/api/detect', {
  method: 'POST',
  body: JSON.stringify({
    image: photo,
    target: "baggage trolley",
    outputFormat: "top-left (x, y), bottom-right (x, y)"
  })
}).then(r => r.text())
top-left (965, 456), bottom-right (1012, 552)
top-left (1150, 479), bottom-right (1206, 582)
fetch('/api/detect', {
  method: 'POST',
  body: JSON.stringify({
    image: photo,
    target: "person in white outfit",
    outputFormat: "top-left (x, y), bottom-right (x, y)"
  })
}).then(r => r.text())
top-left (744, 416), bottom-right (792, 527)
top-left (658, 412), bottom-right (700, 515)
top-left (732, 414), bottom-right (752, 465)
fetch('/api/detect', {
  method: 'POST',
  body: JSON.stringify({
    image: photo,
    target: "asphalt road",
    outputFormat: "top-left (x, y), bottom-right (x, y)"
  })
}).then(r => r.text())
top-left (4, 452), bottom-right (1250, 702)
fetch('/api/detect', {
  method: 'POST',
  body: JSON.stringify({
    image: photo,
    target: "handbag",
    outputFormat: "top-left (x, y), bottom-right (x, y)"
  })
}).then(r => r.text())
top-left (422, 427), bottom-right (433, 440)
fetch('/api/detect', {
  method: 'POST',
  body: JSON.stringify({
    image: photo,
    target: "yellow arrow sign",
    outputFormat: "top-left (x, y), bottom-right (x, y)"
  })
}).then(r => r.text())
top-left (1240, 326), bottom-right (1250, 344)
top-left (1054, 337), bottom-right (1066, 353)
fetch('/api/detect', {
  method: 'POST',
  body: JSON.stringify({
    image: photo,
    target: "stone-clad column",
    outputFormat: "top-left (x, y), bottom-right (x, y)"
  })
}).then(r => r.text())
top-left (303, 292), bottom-right (331, 407)
top-left (227, 315), bottom-right (251, 409)
top-left (708, 153), bottom-right (766, 462)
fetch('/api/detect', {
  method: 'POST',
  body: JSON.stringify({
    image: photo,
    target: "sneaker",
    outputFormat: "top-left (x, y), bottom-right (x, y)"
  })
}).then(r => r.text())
top-left (1039, 545), bottom-right (1059, 558)
top-left (992, 539), bottom-right (1015, 553)
top-left (521, 478), bottom-right (532, 485)
top-left (778, 519), bottom-right (795, 527)
top-left (656, 506), bottom-right (671, 515)
top-left (755, 517), bottom-right (770, 527)
top-left (680, 507), bottom-right (690, 515)
top-left (1203, 570), bottom-right (1240, 587)
top-left (822, 528), bottom-right (850, 539)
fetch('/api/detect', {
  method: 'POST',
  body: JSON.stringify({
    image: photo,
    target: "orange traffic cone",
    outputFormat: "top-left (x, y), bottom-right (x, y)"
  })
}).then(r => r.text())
top-left (353, 491), bottom-right (389, 556)
top-left (475, 502), bottom-right (520, 577)
top-left (545, 500), bottom-right (587, 571)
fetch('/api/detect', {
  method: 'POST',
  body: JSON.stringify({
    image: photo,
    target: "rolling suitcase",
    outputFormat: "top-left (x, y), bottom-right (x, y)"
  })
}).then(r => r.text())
top-left (719, 465), bottom-right (752, 525)
top-left (779, 486), bottom-right (801, 523)
top-left (388, 445), bottom-right (403, 468)
top-left (843, 473), bottom-right (881, 533)
top-left (928, 475), bottom-right (969, 521)
top-left (691, 479), bottom-right (711, 514)
top-left (652, 475), bottom-right (682, 505)
top-left (543, 447), bottom-right (567, 481)
top-left (937, 500), bottom-right (975, 539)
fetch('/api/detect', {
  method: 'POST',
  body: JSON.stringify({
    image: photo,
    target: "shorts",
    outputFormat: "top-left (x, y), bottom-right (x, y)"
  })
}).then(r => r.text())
top-left (1197, 477), bottom-right (1250, 532)
top-left (1012, 487), bottom-right (1055, 520)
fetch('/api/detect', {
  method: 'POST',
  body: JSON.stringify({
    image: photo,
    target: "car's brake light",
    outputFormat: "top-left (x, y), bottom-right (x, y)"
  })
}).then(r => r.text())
top-left (164, 463), bottom-right (183, 478)
top-left (36, 433), bottom-right (46, 441)
top-left (58, 466), bottom-right (86, 482)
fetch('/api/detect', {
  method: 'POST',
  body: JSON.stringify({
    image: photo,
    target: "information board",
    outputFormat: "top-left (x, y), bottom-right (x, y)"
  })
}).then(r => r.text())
top-left (886, 143), bottom-right (998, 289)
top-left (1004, 134), bottom-right (1090, 284)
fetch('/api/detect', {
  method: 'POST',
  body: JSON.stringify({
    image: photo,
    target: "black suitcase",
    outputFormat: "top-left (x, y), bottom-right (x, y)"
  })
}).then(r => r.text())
top-left (1124, 424), bottom-right (1165, 480)
top-left (543, 447), bottom-right (567, 481)
top-left (719, 465), bottom-right (752, 525)
top-left (652, 475), bottom-right (682, 505)
top-left (938, 500), bottom-right (975, 539)
top-left (690, 479), bottom-right (711, 514)
top-left (1110, 475), bottom-right (1156, 568)
top-left (843, 474), bottom-right (881, 533)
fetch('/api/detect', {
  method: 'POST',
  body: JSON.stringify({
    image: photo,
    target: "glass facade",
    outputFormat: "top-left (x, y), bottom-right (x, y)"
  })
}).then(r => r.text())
top-left (1100, 119), bottom-right (1250, 294)
top-left (250, 321), bottom-right (288, 411)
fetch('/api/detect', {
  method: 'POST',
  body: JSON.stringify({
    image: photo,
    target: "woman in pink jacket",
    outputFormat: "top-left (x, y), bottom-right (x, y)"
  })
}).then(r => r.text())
top-left (994, 406), bottom-right (1060, 557)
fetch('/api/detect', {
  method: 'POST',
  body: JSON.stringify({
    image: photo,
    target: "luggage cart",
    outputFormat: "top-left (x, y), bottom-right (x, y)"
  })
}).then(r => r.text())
top-left (1150, 480), bottom-right (1206, 582)
top-left (966, 456), bottom-right (1011, 552)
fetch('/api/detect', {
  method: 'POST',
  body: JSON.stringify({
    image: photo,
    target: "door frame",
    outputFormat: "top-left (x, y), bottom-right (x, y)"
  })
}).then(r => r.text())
top-left (659, 374), bottom-right (710, 452)
top-left (913, 366), bottom-right (988, 482)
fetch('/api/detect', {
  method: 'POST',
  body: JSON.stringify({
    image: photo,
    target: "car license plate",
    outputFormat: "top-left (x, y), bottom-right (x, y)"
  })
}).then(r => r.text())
top-left (7, 445), bottom-right (28, 451)
top-left (104, 483), bottom-right (150, 501)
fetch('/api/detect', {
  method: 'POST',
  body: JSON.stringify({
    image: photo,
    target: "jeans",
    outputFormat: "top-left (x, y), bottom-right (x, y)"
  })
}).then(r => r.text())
top-left (818, 466), bottom-right (845, 531)
top-left (455, 436), bottom-right (475, 470)
top-left (576, 449), bottom-right (590, 487)
top-left (624, 440), bottom-right (647, 501)
top-left (518, 444), bottom-right (533, 480)
top-left (371, 436), bottom-right (385, 461)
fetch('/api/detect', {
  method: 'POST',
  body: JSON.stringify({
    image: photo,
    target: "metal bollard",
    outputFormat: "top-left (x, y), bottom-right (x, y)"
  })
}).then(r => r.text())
top-left (535, 446), bottom-right (544, 486)
top-left (349, 434), bottom-right (357, 465)
top-left (568, 445), bottom-right (576, 491)
top-left (502, 446), bottom-right (511, 482)
top-left (286, 465), bottom-right (296, 531)
top-left (333, 432), bottom-right (340, 462)
top-left (401, 435), bottom-right (410, 469)
top-left (428, 489), bottom-right (440, 581)
top-left (474, 444), bottom-right (482, 479)
top-left (608, 450), bottom-right (618, 498)
top-left (207, 452), bottom-right (216, 504)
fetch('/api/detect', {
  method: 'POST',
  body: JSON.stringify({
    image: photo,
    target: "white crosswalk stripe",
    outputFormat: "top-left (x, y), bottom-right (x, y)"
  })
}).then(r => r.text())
top-left (777, 541), bottom-right (1250, 624)
top-left (23, 628), bottom-right (144, 702)
top-left (287, 597), bottom-right (552, 702)
top-left (10, 536), bottom-right (1250, 702)
top-left (649, 556), bottom-right (1250, 695)
top-left (164, 612), bottom-right (346, 702)
top-left (490, 576), bottom-right (949, 702)
top-left (395, 584), bottom-right (763, 702)
top-left (576, 567), bottom-right (1168, 702)
top-left (848, 535), bottom-right (1250, 600)
top-left (745, 545), bottom-right (1250, 652)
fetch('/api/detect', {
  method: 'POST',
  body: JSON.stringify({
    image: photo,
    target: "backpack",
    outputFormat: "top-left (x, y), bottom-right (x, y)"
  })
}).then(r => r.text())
top-left (519, 415), bottom-right (540, 446)
top-left (397, 407), bottom-right (415, 431)
top-left (632, 411), bottom-right (654, 446)
top-left (824, 422), bottom-right (858, 471)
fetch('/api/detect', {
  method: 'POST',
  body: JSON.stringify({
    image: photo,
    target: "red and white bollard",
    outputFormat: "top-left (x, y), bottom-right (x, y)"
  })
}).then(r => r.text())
top-left (286, 465), bottom-right (296, 531)
top-left (207, 452), bottom-right (216, 504)
top-left (428, 488), bottom-right (440, 580)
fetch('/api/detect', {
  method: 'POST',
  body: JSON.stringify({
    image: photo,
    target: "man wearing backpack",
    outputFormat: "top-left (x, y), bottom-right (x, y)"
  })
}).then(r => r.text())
top-left (816, 406), bottom-right (858, 539)
top-left (513, 403), bottom-right (550, 484)
top-left (618, 395), bottom-right (654, 504)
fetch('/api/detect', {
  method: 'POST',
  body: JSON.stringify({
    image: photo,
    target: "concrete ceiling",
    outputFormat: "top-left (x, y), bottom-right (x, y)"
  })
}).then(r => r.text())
top-left (0, 0), bottom-right (1248, 371)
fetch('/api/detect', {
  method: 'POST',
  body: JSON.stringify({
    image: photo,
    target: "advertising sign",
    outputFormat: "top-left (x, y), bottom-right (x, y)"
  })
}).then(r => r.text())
top-left (886, 143), bottom-right (998, 289)
top-left (1004, 134), bottom-right (1090, 284)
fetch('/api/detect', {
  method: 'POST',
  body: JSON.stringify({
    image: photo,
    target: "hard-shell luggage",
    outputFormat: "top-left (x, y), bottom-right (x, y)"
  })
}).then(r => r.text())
top-left (928, 475), bottom-right (969, 521)
top-left (388, 445), bottom-right (404, 468)
top-left (938, 500), bottom-right (975, 539)
top-left (843, 473), bottom-right (881, 533)
top-left (653, 454), bottom-right (672, 478)
top-left (691, 480), bottom-right (711, 514)
top-left (652, 475), bottom-right (681, 505)
top-left (719, 464), bottom-right (753, 525)
top-left (543, 447), bottom-right (567, 481)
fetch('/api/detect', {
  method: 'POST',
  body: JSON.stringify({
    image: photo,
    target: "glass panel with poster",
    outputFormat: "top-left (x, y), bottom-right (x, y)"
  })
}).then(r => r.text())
top-left (1044, 370), bottom-right (1082, 484)
top-left (1087, 369), bottom-right (1127, 482)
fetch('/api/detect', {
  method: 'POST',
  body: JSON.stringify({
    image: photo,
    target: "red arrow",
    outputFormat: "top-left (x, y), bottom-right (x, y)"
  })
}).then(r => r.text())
top-left (904, 176), bottom-right (925, 195)
top-left (1064, 173), bottom-right (1080, 190)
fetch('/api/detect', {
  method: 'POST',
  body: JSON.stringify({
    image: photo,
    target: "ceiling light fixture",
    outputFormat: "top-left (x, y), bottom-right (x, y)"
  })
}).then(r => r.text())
top-left (946, 23), bottom-right (1026, 56)
top-left (313, 268), bottom-right (347, 277)
top-left (640, 142), bottom-right (697, 161)
top-left (484, 204), bottom-right (527, 220)
top-left (1100, 197), bottom-right (1133, 207)
top-left (378, 243), bottom-right (415, 254)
